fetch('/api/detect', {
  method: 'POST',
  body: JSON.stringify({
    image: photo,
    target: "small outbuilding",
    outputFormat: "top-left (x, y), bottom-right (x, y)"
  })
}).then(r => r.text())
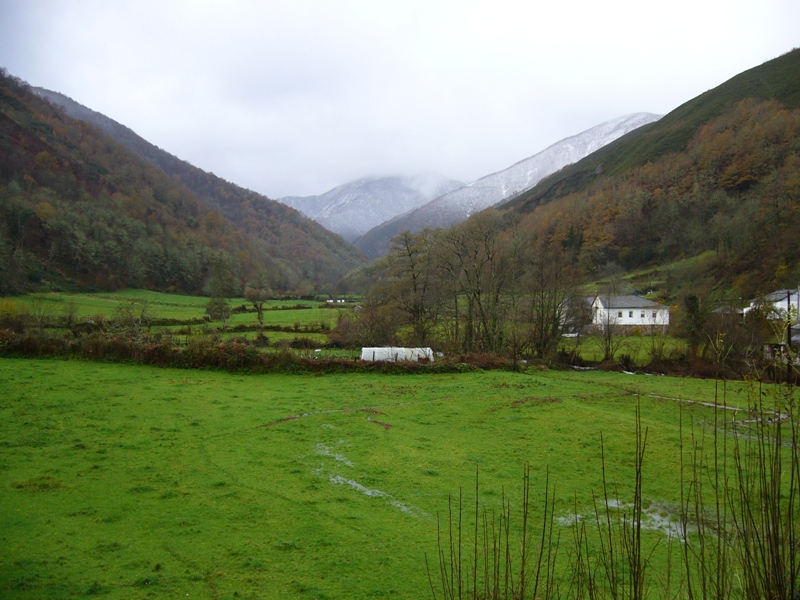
top-left (712, 305), bottom-right (745, 321)
top-left (360, 347), bottom-right (434, 363)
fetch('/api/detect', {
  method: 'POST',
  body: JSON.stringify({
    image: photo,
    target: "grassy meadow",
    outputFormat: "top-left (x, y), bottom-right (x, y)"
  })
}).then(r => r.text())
top-left (558, 333), bottom-right (689, 365)
top-left (11, 290), bottom-right (213, 321)
top-left (8, 289), bottom-right (335, 326)
top-left (5, 290), bottom-right (342, 348)
top-left (0, 357), bottom-right (764, 599)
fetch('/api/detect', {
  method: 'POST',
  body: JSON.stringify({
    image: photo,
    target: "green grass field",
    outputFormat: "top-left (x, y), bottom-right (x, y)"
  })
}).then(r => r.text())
top-left (6, 290), bottom-right (336, 334)
top-left (10, 290), bottom-right (211, 320)
top-left (0, 358), bottom-right (762, 599)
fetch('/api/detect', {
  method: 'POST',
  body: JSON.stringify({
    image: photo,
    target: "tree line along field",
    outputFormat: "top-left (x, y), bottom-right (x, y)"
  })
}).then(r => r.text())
top-left (0, 357), bottom-right (775, 599)
top-left (3, 290), bottom-right (692, 366)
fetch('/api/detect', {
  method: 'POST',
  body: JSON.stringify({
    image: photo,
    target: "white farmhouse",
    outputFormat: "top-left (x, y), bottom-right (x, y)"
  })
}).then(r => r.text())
top-left (591, 295), bottom-right (670, 331)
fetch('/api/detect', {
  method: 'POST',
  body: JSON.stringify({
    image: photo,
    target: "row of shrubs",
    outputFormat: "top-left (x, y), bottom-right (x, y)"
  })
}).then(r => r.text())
top-left (5, 326), bottom-right (790, 380)
top-left (0, 330), bottom-right (511, 374)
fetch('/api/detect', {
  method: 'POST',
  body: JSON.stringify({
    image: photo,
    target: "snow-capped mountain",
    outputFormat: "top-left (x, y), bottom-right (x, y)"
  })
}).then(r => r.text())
top-left (277, 174), bottom-right (463, 242)
top-left (354, 113), bottom-right (662, 258)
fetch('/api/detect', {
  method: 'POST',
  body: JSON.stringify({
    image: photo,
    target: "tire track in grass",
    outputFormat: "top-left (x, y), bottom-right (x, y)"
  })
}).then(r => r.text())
top-left (195, 399), bottom-right (449, 520)
top-left (163, 544), bottom-right (219, 600)
top-left (256, 400), bottom-right (423, 428)
top-left (561, 371), bottom-right (790, 423)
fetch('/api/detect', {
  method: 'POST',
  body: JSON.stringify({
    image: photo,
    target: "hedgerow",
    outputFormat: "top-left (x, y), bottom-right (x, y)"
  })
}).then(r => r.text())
top-left (0, 330), bottom-right (492, 374)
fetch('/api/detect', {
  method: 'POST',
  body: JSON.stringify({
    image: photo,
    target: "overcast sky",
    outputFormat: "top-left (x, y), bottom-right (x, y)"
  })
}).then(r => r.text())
top-left (1, 0), bottom-right (798, 198)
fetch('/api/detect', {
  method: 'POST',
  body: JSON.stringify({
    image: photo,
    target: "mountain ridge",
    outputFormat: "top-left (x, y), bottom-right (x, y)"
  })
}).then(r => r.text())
top-left (353, 112), bottom-right (661, 258)
top-left (504, 47), bottom-right (800, 214)
top-left (0, 72), bottom-right (364, 294)
top-left (494, 48), bottom-right (800, 297)
top-left (30, 85), bottom-right (366, 289)
top-left (277, 173), bottom-right (463, 242)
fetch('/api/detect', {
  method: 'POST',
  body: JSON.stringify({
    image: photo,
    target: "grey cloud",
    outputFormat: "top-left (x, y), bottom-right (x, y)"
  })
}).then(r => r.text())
top-left (1, 0), bottom-right (799, 198)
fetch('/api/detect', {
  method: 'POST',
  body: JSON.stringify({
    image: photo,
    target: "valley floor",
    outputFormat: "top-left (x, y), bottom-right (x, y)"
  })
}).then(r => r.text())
top-left (0, 358), bottom-right (773, 598)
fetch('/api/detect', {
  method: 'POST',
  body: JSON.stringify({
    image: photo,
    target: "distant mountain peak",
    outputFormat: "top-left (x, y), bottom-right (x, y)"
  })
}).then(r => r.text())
top-left (276, 173), bottom-right (463, 242)
top-left (352, 112), bottom-right (662, 258)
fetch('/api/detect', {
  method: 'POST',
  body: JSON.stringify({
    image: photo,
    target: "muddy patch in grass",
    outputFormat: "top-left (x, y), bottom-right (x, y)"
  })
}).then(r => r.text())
top-left (11, 475), bottom-right (66, 492)
top-left (491, 396), bottom-right (564, 412)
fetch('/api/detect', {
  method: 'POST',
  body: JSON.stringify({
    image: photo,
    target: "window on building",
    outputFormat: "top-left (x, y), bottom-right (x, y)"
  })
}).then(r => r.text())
top-left (641, 311), bottom-right (645, 318)
top-left (618, 311), bottom-right (623, 318)
top-left (629, 311), bottom-right (633, 318)
top-left (652, 311), bottom-right (657, 319)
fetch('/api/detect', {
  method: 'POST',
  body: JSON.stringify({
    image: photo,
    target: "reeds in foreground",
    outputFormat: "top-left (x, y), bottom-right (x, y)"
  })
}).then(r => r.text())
top-left (429, 362), bottom-right (800, 600)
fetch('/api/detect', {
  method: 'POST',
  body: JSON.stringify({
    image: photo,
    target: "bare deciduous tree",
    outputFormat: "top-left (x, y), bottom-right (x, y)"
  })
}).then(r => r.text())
top-left (441, 211), bottom-right (509, 353)
top-left (525, 239), bottom-right (577, 361)
top-left (383, 229), bottom-right (442, 346)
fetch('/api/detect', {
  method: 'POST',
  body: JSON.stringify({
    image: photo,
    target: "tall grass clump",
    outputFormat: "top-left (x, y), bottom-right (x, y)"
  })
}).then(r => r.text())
top-left (730, 381), bottom-right (800, 599)
top-left (427, 465), bottom-right (560, 600)
top-left (676, 349), bottom-right (800, 600)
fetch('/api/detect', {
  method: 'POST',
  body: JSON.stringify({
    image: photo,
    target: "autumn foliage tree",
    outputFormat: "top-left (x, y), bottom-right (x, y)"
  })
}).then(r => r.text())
top-left (381, 229), bottom-right (442, 346)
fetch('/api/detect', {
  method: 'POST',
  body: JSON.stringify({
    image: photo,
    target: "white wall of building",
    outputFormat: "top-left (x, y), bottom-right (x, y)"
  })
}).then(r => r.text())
top-left (591, 298), bottom-right (670, 328)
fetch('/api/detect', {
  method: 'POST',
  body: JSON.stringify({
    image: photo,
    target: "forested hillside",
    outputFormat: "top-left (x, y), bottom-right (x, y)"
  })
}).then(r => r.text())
top-left (506, 47), bottom-right (800, 212)
top-left (500, 49), bottom-right (800, 296)
top-left (32, 87), bottom-right (366, 284)
top-left (0, 72), bottom-right (365, 295)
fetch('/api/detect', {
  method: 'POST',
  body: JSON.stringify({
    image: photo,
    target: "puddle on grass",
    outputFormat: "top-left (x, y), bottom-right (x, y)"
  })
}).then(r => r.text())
top-left (390, 500), bottom-right (418, 515)
top-left (328, 475), bottom-right (387, 497)
top-left (315, 443), bottom-right (353, 467)
top-left (556, 499), bottom-right (688, 539)
top-left (311, 442), bottom-right (427, 518)
top-left (323, 473), bottom-right (427, 518)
